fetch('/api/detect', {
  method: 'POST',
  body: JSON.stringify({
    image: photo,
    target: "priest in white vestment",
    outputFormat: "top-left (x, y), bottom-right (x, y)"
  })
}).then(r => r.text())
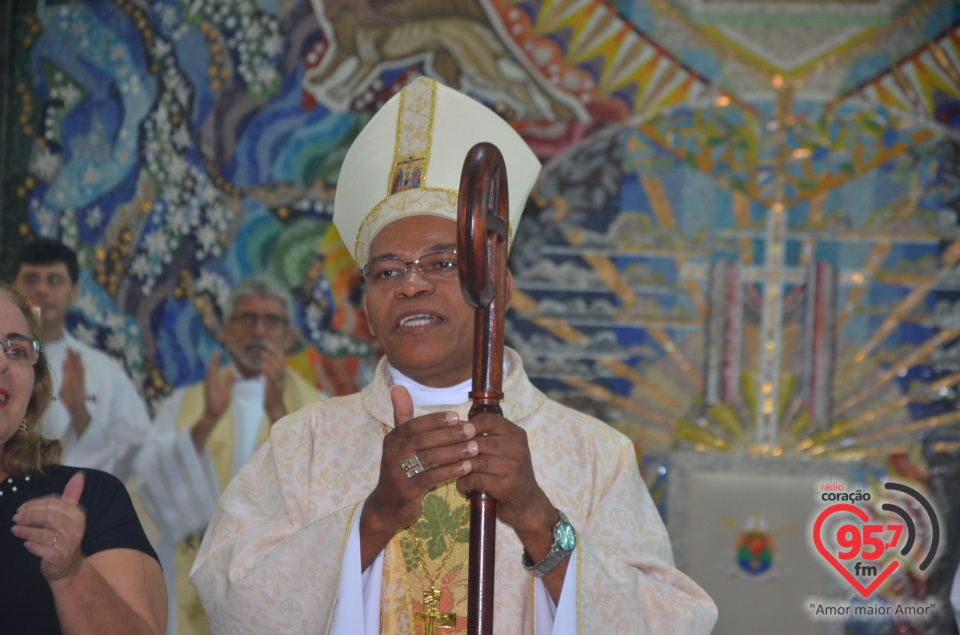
top-left (13, 239), bottom-right (150, 482)
top-left (192, 77), bottom-right (718, 634)
top-left (135, 275), bottom-right (323, 635)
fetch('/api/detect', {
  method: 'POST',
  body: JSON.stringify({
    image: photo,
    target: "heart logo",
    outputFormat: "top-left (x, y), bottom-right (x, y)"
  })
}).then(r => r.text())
top-left (813, 503), bottom-right (899, 597)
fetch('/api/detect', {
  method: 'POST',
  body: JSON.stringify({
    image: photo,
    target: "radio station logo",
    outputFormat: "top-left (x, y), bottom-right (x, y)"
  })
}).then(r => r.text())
top-left (810, 480), bottom-right (940, 599)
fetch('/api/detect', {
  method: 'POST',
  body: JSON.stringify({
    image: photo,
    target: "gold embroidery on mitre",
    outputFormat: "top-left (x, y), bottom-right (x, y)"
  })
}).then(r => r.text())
top-left (388, 80), bottom-right (434, 196)
top-left (356, 78), bottom-right (440, 264)
top-left (353, 189), bottom-right (460, 264)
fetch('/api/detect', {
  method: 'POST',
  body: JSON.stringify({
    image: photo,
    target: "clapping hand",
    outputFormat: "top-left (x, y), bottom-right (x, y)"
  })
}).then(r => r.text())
top-left (60, 349), bottom-right (91, 436)
top-left (12, 471), bottom-right (87, 582)
top-left (260, 341), bottom-right (288, 424)
top-left (191, 350), bottom-right (236, 450)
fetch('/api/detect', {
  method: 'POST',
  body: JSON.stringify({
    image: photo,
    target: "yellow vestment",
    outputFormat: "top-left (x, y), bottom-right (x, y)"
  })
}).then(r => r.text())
top-left (145, 368), bottom-right (321, 635)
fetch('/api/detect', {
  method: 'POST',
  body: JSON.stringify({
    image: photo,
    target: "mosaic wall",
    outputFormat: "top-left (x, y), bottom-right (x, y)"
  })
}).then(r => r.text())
top-left (2, 1), bottom-right (960, 631)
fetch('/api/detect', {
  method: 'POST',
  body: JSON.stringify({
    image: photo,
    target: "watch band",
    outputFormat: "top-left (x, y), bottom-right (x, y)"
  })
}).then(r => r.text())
top-left (521, 509), bottom-right (576, 578)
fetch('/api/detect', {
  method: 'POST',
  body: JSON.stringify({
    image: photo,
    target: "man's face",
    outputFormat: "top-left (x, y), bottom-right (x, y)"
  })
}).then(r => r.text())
top-left (14, 263), bottom-right (77, 335)
top-left (221, 294), bottom-right (293, 377)
top-left (363, 215), bottom-right (509, 388)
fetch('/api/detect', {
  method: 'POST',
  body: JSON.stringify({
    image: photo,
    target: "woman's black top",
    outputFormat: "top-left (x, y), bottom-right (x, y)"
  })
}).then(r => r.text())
top-left (0, 465), bottom-right (159, 634)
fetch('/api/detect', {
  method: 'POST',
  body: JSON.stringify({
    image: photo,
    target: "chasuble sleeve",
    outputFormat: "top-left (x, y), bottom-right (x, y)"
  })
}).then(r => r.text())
top-left (533, 401), bottom-right (719, 634)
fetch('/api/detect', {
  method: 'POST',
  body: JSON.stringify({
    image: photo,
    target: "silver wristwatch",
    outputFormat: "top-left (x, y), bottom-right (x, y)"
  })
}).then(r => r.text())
top-left (521, 509), bottom-right (576, 578)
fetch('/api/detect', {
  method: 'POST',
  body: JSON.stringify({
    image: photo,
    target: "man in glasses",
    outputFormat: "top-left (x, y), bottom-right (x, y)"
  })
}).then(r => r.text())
top-left (135, 274), bottom-right (322, 635)
top-left (194, 78), bottom-right (717, 634)
top-left (13, 238), bottom-right (150, 482)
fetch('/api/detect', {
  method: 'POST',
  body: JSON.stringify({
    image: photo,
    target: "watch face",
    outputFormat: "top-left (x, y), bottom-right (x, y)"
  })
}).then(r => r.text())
top-left (555, 522), bottom-right (576, 551)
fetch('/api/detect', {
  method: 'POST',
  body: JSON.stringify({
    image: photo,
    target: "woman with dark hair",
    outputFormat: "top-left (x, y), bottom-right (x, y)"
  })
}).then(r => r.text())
top-left (0, 282), bottom-right (167, 634)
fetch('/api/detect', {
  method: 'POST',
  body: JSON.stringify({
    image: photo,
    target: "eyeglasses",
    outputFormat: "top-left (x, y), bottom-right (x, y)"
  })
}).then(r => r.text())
top-left (362, 249), bottom-right (459, 288)
top-left (230, 312), bottom-right (288, 331)
top-left (1, 336), bottom-right (43, 367)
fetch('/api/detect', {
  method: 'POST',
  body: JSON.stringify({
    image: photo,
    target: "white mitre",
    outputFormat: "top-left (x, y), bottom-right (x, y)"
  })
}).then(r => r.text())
top-left (333, 76), bottom-right (542, 267)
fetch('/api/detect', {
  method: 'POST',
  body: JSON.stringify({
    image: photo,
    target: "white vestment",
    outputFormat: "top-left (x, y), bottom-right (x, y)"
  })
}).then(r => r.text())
top-left (136, 369), bottom-right (322, 635)
top-left (327, 364), bottom-right (575, 635)
top-left (192, 349), bottom-right (718, 634)
top-left (40, 331), bottom-right (150, 482)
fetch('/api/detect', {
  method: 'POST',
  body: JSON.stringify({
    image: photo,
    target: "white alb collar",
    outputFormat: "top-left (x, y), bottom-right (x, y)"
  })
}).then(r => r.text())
top-left (386, 366), bottom-right (472, 408)
top-left (386, 357), bottom-right (512, 409)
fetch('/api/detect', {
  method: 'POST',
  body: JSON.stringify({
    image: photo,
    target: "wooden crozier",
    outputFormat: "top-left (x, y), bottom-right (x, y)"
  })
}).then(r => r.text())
top-left (457, 141), bottom-right (510, 635)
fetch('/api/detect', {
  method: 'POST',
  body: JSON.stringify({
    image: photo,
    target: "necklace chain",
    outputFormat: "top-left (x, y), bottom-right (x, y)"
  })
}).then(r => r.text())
top-left (381, 420), bottom-right (466, 634)
top-left (379, 422), bottom-right (469, 590)
top-left (409, 505), bottom-right (469, 588)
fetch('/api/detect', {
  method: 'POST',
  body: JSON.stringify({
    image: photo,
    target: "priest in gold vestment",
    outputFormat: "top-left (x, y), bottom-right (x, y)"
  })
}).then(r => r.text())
top-left (192, 78), bottom-right (718, 634)
top-left (136, 275), bottom-right (323, 635)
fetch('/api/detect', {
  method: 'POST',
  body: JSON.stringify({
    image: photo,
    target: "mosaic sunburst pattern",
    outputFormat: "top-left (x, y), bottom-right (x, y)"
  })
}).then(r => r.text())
top-left (511, 118), bottom-right (958, 460)
top-left (506, 18), bottom-right (960, 461)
